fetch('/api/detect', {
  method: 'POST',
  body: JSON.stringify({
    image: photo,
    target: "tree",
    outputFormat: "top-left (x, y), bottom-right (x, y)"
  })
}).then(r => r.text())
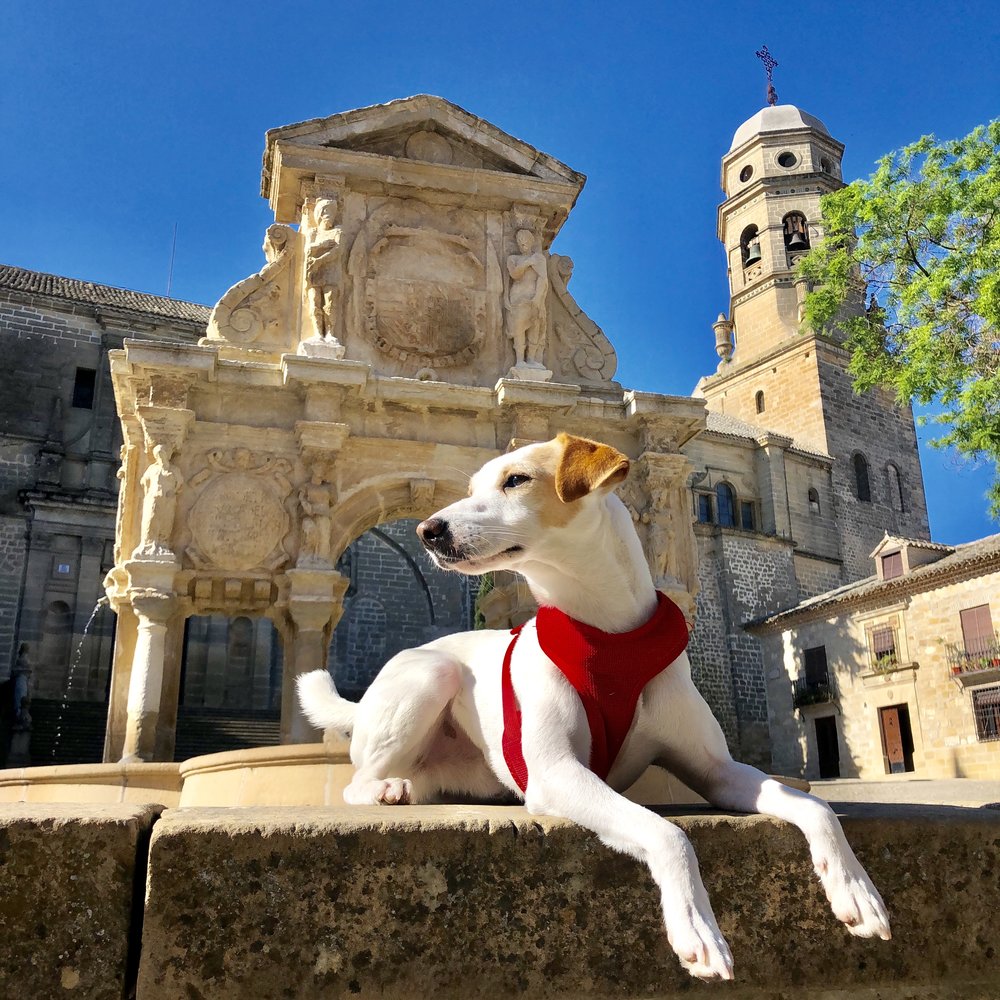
top-left (799, 120), bottom-right (1000, 517)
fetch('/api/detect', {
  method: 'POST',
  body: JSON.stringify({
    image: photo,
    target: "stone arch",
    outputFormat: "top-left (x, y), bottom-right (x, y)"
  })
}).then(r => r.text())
top-left (329, 472), bottom-right (471, 563)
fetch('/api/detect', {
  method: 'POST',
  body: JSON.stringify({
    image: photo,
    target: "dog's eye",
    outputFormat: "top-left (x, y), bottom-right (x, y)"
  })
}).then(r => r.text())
top-left (502, 473), bottom-right (531, 490)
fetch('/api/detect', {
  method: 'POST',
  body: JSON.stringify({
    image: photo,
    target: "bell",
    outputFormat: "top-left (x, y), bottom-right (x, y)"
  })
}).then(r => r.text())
top-left (786, 231), bottom-right (808, 251)
top-left (744, 239), bottom-right (762, 266)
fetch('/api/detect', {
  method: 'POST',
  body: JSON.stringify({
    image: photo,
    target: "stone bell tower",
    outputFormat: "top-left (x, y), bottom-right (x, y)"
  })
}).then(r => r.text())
top-left (698, 101), bottom-right (930, 581)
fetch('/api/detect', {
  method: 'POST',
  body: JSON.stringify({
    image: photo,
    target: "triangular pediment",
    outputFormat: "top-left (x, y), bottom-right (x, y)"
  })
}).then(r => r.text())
top-left (263, 94), bottom-right (583, 188)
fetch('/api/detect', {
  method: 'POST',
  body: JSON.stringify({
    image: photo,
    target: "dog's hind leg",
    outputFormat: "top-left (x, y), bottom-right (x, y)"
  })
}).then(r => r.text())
top-left (343, 648), bottom-right (463, 806)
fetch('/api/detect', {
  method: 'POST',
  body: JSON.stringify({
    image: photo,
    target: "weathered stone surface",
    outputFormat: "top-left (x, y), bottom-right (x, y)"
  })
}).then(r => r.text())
top-left (138, 803), bottom-right (1000, 999)
top-left (0, 803), bottom-right (160, 999)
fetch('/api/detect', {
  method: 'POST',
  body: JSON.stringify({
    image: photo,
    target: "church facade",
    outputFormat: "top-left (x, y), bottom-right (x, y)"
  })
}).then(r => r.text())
top-left (0, 98), bottom-right (929, 770)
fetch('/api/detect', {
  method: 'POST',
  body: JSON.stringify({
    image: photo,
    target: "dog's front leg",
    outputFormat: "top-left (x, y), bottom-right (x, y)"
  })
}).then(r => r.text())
top-left (698, 759), bottom-right (891, 941)
top-left (522, 749), bottom-right (734, 981)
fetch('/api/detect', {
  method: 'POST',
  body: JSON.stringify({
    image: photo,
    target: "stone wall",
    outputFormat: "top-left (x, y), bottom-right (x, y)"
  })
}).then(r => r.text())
top-left (690, 527), bottom-right (799, 767)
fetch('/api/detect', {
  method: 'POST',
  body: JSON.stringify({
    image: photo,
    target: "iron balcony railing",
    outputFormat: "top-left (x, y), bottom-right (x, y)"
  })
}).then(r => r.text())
top-left (946, 635), bottom-right (1000, 676)
top-left (792, 674), bottom-right (834, 708)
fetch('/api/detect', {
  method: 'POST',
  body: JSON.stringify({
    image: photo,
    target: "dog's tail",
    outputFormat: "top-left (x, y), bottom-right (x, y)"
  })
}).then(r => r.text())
top-left (296, 670), bottom-right (356, 738)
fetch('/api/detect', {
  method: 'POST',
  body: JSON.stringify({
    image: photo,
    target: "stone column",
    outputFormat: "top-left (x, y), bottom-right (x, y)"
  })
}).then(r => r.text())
top-left (755, 432), bottom-right (793, 539)
top-left (120, 591), bottom-right (178, 762)
top-left (282, 568), bottom-right (350, 744)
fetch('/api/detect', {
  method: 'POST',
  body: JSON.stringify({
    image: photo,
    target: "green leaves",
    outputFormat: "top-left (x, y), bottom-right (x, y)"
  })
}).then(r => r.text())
top-left (800, 120), bottom-right (1000, 517)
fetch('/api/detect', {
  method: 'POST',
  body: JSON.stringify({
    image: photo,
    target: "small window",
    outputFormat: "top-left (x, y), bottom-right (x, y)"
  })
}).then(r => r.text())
top-left (961, 605), bottom-right (995, 657)
top-left (777, 151), bottom-right (797, 168)
top-left (740, 501), bottom-right (755, 531)
top-left (697, 493), bottom-right (713, 524)
top-left (854, 453), bottom-right (871, 502)
top-left (804, 646), bottom-right (829, 686)
top-left (72, 367), bottom-right (97, 409)
top-left (716, 483), bottom-right (736, 527)
top-left (808, 487), bottom-right (820, 514)
top-left (881, 552), bottom-right (903, 580)
top-left (972, 685), bottom-right (1000, 742)
top-left (820, 157), bottom-right (831, 173)
top-left (755, 390), bottom-right (765, 414)
top-left (886, 464), bottom-right (905, 512)
top-left (739, 164), bottom-right (753, 182)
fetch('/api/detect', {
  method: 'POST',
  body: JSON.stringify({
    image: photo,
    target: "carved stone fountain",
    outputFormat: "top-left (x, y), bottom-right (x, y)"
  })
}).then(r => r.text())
top-left (1, 95), bottom-right (707, 806)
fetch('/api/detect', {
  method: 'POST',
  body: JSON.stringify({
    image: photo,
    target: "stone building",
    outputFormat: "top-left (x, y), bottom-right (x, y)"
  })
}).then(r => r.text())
top-left (0, 96), bottom-right (936, 770)
top-left (749, 533), bottom-right (1000, 780)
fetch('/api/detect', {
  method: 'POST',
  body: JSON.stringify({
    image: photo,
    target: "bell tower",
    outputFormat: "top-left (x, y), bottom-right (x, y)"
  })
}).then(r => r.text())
top-left (698, 94), bottom-right (931, 581)
top-left (714, 104), bottom-right (847, 369)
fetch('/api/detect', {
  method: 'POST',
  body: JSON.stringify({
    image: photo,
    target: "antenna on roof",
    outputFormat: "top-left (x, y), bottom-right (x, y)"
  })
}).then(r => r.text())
top-left (166, 222), bottom-right (178, 297)
top-left (755, 45), bottom-right (779, 107)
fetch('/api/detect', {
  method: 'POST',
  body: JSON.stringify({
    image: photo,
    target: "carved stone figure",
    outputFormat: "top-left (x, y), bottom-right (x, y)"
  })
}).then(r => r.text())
top-left (135, 444), bottom-right (183, 558)
top-left (644, 485), bottom-right (678, 584)
top-left (505, 229), bottom-right (549, 368)
top-left (11, 643), bottom-right (31, 729)
top-left (298, 471), bottom-right (333, 565)
top-left (306, 199), bottom-right (345, 345)
top-left (206, 223), bottom-right (296, 347)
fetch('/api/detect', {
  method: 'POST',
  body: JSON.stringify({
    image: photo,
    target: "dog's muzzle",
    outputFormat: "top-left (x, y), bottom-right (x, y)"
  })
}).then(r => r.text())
top-left (417, 517), bottom-right (453, 551)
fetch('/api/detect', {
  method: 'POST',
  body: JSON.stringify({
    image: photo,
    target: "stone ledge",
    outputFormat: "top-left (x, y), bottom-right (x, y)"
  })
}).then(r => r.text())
top-left (139, 803), bottom-right (1000, 999)
top-left (0, 803), bottom-right (161, 999)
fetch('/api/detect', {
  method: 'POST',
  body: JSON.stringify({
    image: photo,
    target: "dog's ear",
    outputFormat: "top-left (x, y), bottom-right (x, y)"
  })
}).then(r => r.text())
top-left (554, 433), bottom-right (630, 503)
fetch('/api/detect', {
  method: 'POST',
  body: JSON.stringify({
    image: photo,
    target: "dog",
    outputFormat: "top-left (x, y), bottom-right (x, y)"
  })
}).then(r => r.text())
top-left (297, 433), bottom-right (890, 980)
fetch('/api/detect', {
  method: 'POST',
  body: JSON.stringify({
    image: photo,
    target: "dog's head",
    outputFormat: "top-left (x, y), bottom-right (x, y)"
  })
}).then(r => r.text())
top-left (417, 433), bottom-right (630, 575)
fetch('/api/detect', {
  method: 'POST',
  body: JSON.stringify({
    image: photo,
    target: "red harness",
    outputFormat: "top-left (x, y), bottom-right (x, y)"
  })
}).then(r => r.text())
top-left (501, 592), bottom-right (689, 792)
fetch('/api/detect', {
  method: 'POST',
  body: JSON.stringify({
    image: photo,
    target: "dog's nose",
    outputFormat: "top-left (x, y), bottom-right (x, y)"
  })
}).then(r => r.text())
top-left (417, 517), bottom-right (451, 547)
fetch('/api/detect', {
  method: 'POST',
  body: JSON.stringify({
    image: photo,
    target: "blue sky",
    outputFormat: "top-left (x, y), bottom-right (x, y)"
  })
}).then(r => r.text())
top-left (3, 1), bottom-right (997, 544)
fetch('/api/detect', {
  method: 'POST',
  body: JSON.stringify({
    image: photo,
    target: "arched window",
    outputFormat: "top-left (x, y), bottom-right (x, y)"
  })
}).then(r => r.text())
top-left (886, 464), bottom-right (905, 512)
top-left (854, 453), bottom-right (871, 503)
top-left (755, 390), bottom-right (765, 414)
top-left (808, 487), bottom-right (821, 514)
top-left (740, 225), bottom-right (761, 268)
top-left (783, 212), bottom-right (810, 251)
top-left (716, 482), bottom-right (736, 527)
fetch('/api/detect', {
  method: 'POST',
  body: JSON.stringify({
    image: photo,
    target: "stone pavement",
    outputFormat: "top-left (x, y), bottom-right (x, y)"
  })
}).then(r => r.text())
top-left (809, 777), bottom-right (1000, 808)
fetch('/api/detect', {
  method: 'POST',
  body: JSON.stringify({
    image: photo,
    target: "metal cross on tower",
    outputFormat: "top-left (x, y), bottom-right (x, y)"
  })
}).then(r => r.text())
top-left (755, 45), bottom-right (779, 106)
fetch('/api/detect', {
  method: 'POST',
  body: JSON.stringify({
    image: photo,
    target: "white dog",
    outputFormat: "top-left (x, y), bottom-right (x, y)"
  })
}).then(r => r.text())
top-left (298, 433), bottom-right (890, 980)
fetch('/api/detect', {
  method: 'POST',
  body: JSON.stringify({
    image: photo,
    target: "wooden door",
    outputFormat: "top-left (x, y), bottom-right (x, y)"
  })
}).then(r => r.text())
top-left (880, 706), bottom-right (906, 773)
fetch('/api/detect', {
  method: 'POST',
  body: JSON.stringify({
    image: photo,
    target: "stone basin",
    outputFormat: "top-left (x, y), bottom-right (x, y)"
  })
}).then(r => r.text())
top-left (0, 743), bottom-right (783, 808)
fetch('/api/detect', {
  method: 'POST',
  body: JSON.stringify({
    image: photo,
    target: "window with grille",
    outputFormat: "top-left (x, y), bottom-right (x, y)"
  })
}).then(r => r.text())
top-left (961, 605), bottom-right (995, 656)
top-left (870, 624), bottom-right (898, 670)
top-left (972, 685), bottom-right (1000, 742)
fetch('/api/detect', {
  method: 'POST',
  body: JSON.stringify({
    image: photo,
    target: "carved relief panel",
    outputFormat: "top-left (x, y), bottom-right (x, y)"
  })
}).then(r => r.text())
top-left (183, 448), bottom-right (296, 573)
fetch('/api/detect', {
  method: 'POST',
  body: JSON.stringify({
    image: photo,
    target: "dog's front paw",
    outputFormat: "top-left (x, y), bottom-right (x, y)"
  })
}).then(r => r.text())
top-left (814, 851), bottom-right (891, 940)
top-left (344, 777), bottom-right (413, 806)
top-left (663, 898), bottom-right (734, 981)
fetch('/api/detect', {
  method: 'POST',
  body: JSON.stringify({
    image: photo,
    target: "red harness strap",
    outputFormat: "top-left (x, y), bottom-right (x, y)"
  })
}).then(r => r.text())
top-left (501, 592), bottom-right (689, 793)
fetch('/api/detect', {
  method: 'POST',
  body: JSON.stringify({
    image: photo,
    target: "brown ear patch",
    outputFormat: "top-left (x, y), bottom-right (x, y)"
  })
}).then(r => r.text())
top-left (554, 433), bottom-right (630, 503)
